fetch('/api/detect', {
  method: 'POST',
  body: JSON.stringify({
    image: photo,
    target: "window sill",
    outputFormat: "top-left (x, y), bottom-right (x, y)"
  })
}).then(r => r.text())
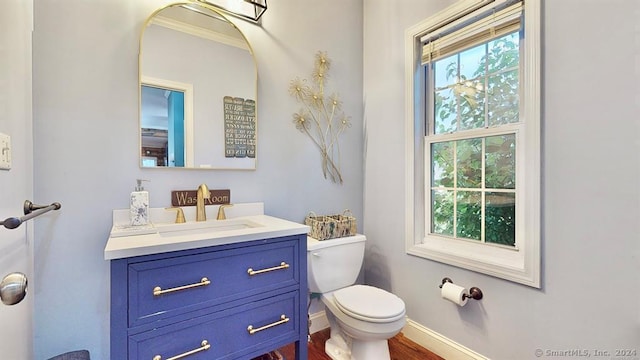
top-left (407, 236), bottom-right (539, 287)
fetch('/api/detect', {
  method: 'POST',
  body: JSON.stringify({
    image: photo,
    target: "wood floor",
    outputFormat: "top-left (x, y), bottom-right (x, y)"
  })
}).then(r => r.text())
top-left (278, 328), bottom-right (444, 360)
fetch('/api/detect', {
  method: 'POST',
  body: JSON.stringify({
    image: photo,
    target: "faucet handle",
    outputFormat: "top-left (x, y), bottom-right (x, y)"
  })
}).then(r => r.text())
top-left (217, 204), bottom-right (234, 220)
top-left (165, 207), bottom-right (186, 223)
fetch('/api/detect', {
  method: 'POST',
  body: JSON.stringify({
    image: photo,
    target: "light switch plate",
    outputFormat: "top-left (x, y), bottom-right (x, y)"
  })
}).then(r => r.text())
top-left (0, 133), bottom-right (11, 170)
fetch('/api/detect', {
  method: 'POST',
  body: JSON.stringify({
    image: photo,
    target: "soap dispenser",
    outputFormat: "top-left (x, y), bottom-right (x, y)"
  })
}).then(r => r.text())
top-left (130, 179), bottom-right (149, 226)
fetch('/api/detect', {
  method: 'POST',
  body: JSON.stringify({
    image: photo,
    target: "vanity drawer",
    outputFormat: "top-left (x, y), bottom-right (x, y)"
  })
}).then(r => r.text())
top-left (129, 291), bottom-right (299, 360)
top-left (128, 239), bottom-right (299, 327)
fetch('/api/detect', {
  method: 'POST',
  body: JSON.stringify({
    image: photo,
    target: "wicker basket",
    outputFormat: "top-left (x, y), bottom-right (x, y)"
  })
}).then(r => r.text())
top-left (305, 210), bottom-right (356, 240)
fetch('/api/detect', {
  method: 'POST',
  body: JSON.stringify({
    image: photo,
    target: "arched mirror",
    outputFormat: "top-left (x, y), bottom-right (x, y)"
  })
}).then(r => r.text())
top-left (140, 2), bottom-right (257, 169)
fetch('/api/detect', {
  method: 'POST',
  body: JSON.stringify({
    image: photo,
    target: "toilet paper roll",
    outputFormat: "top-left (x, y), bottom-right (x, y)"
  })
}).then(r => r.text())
top-left (441, 282), bottom-right (468, 306)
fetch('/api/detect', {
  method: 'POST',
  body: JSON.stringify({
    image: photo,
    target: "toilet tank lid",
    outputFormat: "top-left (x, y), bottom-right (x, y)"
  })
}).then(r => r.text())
top-left (307, 234), bottom-right (366, 251)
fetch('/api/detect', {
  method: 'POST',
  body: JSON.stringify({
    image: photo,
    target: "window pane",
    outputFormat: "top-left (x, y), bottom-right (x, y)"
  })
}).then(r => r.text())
top-left (485, 134), bottom-right (516, 189)
top-left (485, 192), bottom-right (516, 246)
top-left (456, 138), bottom-right (482, 188)
top-left (488, 32), bottom-right (519, 73)
top-left (456, 191), bottom-right (481, 240)
top-left (458, 82), bottom-right (485, 130)
top-left (432, 190), bottom-right (454, 236)
top-left (459, 44), bottom-right (486, 80)
top-left (434, 88), bottom-right (457, 133)
top-left (432, 141), bottom-right (454, 187)
top-left (487, 69), bottom-right (519, 126)
top-left (434, 54), bottom-right (458, 89)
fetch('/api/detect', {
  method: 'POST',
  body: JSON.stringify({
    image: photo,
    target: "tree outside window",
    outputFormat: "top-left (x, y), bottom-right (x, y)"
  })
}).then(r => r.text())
top-left (428, 31), bottom-right (520, 247)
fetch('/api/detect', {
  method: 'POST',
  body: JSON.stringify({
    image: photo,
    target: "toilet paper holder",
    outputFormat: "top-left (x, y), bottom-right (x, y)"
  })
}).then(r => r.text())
top-left (439, 277), bottom-right (483, 300)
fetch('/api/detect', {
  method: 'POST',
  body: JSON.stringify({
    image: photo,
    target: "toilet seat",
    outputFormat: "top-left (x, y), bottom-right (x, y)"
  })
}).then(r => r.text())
top-left (333, 285), bottom-right (405, 323)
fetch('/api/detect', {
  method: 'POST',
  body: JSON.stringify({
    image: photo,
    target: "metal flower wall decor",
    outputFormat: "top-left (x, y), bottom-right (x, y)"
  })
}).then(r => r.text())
top-left (289, 51), bottom-right (351, 184)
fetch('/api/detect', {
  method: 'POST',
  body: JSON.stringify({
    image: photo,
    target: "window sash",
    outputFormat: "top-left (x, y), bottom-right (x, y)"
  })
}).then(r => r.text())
top-left (427, 131), bottom-right (518, 247)
top-left (421, 1), bottom-right (523, 64)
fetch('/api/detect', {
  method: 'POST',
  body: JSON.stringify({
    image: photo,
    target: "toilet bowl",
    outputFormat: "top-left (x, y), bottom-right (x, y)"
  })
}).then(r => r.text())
top-left (307, 235), bottom-right (406, 360)
top-left (322, 285), bottom-right (406, 360)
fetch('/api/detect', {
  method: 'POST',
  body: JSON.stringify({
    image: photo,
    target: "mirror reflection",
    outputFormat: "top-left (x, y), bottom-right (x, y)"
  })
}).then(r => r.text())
top-left (140, 2), bottom-right (257, 169)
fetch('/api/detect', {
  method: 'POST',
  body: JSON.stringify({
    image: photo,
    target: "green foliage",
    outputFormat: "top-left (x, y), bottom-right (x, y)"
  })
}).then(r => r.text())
top-left (456, 138), bottom-right (482, 188)
top-left (432, 190), bottom-right (454, 236)
top-left (430, 31), bottom-right (519, 246)
top-left (457, 191), bottom-right (481, 240)
top-left (485, 135), bottom-right (516, 189)
top-left (485, 192), bottom-right (515, 246)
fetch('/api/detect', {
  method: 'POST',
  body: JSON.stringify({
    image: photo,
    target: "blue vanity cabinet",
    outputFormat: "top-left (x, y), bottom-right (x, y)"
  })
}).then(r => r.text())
top-left (110, 234), bottom-right (308, 360)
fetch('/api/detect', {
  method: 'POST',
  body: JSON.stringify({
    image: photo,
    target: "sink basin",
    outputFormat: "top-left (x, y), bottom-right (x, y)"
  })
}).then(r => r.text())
top-left (156, 218), bottom-right (264, 238)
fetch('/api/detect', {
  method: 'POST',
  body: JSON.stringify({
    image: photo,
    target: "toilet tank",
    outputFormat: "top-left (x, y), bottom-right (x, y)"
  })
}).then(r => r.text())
top-left (307, 234), bottom-right (366, 293)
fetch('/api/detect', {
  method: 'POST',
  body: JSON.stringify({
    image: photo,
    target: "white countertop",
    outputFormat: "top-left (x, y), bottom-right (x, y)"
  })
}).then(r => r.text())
top-left (104, 203), bottom-right (309, 260)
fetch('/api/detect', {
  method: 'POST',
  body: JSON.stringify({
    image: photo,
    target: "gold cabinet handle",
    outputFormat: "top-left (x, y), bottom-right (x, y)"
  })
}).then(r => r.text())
top-left (152, 340), bottom-right (210, 360)
top-left (247, 262), bottom-right (290, 276)
top-left (153, 277), bottom-right (210, 296)
top-left (247, 314), bottom-right (289, 335)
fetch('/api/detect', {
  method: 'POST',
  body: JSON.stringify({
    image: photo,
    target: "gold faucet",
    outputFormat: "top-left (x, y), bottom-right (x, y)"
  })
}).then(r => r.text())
top-left (196, 183), bottom-right (210, 221)
top-left (217, 204), bottom-right (234, 220)
top-left (165, 207), bottom-right (186, 223)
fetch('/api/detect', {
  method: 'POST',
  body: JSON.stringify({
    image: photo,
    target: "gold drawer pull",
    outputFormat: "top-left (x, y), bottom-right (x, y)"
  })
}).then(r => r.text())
top-left (247, 314), bottom-right (289, 335)
top-left (152, 340), bottom-right (210, 360)
top-left (247, 262), bottom-right (290, 276)
top-left (153, 277), bottom-right (210, 296)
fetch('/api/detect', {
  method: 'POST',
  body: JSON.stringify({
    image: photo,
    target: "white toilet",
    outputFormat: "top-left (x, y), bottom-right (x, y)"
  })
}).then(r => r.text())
top-left (307, 234), bottom-right (406, 360)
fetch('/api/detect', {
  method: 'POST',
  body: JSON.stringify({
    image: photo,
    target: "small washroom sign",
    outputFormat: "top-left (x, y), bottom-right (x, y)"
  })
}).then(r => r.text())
top-left (171, 189), bottom-right (231, 207)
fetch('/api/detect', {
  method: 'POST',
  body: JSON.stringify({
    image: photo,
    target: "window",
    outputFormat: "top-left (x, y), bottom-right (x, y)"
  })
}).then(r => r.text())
top-left (405, 0), bottom-right (541, 287)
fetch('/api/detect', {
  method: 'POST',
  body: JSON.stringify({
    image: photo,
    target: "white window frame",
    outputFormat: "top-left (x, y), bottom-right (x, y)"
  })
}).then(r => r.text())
top-left (404, 0), bottom-right (541, 287)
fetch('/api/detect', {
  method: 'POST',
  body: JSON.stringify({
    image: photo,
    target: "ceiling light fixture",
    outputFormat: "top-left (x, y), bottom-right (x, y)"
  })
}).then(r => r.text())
top-left (198, 0), bottom-right (267, 23)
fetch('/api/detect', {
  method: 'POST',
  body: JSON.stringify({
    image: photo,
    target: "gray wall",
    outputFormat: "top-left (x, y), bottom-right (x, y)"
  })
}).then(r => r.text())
top-left (363, 0), bottom-right (640, 359)
top-left (32, 0), bottom-right (363, 358)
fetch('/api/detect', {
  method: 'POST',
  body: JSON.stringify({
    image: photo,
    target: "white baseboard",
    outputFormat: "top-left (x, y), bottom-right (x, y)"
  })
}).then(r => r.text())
top-left (308, 312), bottom-right (488, 360)
top-left (402, 318), bottom-right (489, 360)
top-left (309, 310), bottom-right (330, 334)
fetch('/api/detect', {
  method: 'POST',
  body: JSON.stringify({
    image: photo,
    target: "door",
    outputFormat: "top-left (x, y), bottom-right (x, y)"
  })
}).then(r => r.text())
top-left (0, 1), bottom-right (34, 359)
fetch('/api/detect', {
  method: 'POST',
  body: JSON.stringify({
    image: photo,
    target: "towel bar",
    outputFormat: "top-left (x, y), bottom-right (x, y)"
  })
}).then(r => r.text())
top-left (0, 200), bottom-right (61, 229)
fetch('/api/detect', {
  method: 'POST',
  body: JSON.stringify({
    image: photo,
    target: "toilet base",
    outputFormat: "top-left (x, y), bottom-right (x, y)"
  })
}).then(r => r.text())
top-left (325, 332), bottom-right (392, 360)
top-left (325, 333), bottom-right (351, 360)
top-left (351, 338), bottom-right (391, 360)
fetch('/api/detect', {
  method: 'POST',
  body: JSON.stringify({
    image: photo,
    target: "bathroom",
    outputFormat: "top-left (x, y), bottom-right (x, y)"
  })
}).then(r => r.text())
top-left (1, 0), bottom-right (639, 359)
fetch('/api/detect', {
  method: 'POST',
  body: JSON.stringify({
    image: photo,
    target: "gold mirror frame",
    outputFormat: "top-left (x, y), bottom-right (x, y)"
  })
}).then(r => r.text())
top-left (139, 1), bottom-right (257, 170)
